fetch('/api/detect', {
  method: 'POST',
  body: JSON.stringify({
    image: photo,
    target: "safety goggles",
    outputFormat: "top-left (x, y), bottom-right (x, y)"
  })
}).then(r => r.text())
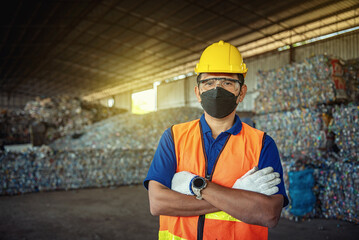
top-left (198, 78), bottom-right (243, 92)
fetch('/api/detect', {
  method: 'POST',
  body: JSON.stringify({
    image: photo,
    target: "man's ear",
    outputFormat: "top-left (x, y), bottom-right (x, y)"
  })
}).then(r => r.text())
top-left (237, 84), bottom-right (247, 103)
top-left (195, 85), bottom-right (201, 103)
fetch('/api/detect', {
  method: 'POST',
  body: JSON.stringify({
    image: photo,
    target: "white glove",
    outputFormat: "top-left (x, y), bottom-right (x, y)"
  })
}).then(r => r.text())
top-left (232, 166), bottom-right (281, 195)
top-left (171, 171), bottom-right (197, 195)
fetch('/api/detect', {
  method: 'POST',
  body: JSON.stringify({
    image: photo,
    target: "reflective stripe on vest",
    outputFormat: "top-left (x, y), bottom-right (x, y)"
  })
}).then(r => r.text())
top-left (159, 230), bottom-right (188, 240)
top-left (205, 211), bottom-right (241, 222)
top-left (160, 119), bottom-right (267, 240)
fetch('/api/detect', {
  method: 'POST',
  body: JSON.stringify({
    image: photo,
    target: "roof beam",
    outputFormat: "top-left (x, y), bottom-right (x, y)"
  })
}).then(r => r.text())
top-left (4, 0), bottom-right (102, 95)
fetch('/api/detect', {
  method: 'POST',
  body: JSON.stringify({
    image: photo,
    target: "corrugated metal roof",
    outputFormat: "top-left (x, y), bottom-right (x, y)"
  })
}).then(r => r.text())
top-left (0, 0), bottom-right (358, 101)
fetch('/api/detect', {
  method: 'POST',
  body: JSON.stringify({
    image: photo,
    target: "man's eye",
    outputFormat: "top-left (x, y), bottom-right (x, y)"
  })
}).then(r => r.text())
top-left (223, 81), bottom-right (234, 85)
top-left (204, 81), bottom-right (213, 85)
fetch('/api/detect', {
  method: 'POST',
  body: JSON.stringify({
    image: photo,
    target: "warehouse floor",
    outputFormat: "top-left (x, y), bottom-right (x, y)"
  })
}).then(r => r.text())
top-left (0, 185), bottom-right (358, 240)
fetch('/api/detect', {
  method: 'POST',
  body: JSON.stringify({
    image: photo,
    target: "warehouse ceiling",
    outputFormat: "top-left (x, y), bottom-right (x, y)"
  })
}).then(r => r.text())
top-left (1, 0), bottom-right (359, 102)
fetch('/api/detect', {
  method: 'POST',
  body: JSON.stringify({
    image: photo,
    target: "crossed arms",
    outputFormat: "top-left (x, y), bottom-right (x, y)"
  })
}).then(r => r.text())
top-left (148, 178), bottom-right (284, 228)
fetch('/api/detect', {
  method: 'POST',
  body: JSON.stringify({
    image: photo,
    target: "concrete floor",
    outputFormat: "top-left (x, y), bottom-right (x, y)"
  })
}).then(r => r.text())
top-left (0, 185), bottom-right (358, 240)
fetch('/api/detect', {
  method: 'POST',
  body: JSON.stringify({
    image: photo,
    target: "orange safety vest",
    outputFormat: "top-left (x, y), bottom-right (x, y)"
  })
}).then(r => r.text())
top-left (159, 119), bottom-right (268, 240)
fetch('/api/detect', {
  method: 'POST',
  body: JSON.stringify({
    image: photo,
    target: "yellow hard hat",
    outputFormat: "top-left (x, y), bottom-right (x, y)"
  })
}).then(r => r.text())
top-left (194, 40), bottom-right (248, 78)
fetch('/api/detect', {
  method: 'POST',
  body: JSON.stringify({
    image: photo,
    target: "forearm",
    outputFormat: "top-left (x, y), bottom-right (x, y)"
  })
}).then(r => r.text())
top-left (148, 180), bottom-right (220, 216)
top-left (202, 181), bottom-right (283, 228)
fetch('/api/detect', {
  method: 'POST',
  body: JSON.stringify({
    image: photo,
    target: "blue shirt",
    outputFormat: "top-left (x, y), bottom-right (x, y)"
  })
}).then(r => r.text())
top-left (144, 114), bottom-right (289, 207)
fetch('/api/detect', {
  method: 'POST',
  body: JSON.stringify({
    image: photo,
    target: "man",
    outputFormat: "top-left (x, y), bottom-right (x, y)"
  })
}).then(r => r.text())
top-left (144, 40), bottom-right (288, 240)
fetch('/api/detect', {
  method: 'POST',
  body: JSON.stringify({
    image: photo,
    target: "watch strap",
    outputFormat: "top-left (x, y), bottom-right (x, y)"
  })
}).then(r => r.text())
top-left (192, 176), bottom-right (207, 200)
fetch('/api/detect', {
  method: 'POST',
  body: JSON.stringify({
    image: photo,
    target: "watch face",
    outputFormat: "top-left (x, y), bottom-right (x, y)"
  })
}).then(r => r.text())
top-left (193, 178), bottom-right (205, 188)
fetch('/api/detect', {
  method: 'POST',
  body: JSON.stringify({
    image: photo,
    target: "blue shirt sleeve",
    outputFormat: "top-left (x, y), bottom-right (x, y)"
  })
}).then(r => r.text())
top-left (258, 134), bottom-right (289, 207)
top-left (143, 127), bottom-right (177, 190)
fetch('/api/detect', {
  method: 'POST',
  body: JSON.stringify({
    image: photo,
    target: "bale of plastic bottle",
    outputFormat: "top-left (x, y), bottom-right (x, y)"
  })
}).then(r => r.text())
top-left (288, 169), bottom-right (316, 216)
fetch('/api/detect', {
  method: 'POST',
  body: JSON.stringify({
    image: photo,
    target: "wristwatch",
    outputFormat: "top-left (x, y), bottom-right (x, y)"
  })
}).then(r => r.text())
top-left (191, 176), bottom-right (207, 200)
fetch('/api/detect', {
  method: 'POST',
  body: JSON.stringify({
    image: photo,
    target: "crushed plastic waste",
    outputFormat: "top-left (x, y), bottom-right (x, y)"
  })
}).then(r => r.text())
top-left (0, 96), bottom-right (125, 145)
top-left (254, 55), bottom-right (358, 223)
top-left (1, 107), bottom-right (204, 196)
top-left (0, 145), bottom-right (154, 194)
top-left (255, 55), bottom-right (349, 114)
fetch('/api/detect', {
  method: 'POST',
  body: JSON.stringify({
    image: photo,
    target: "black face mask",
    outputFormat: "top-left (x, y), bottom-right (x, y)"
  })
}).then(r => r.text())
top-left (200, 87), bottom-right (239, 118)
